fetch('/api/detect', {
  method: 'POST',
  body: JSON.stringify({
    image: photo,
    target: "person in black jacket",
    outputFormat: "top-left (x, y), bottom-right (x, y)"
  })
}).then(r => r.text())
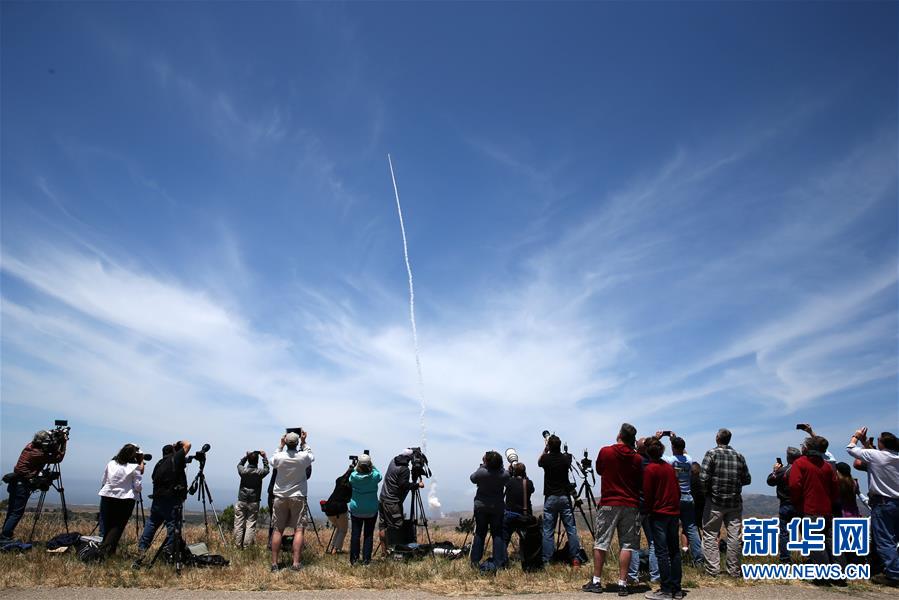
top-left (502, 462), bottom-right (535, 554)
top-left (134, 440), bottom-right (191, 566)
top-left (322, 466), bottom-right (352, 554)
top-left (767, 446), bottom-right (800, 564)
top-left (234, 450), bottom-right (270, 548)
top-left (470, 451), bottom-right (510, 568)
top-left (377, 449), bottom-right (424, 552)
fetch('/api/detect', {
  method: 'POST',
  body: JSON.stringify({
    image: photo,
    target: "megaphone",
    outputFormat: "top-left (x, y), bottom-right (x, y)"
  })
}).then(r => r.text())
top-left (505, 448), bottom-right (519, 465)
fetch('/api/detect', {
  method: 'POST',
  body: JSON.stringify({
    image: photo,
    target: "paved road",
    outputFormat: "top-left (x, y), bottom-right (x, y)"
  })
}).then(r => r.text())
top-left (0, 587), bottom-right (895, 599)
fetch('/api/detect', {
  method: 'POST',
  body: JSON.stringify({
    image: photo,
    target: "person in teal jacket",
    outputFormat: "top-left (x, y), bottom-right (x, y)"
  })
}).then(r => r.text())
top-left (348, 454), bottom-right (382, 564)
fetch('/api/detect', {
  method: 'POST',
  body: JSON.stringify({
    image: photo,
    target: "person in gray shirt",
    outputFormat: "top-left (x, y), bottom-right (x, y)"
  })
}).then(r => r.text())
top-left (234, 450), bottom-right (269, 548)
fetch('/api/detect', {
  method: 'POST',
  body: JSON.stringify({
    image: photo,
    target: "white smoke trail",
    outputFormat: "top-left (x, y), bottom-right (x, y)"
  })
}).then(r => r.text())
top-left (388, 153), bottom-right (441, 512)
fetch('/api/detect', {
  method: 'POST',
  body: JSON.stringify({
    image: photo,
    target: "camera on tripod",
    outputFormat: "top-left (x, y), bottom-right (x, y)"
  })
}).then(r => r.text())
top-left (409, 447), bottom-right (431, 480)
top-left (28, 469), bottom-right (61, 492)
top-left (36, 420), bottom-right (70, 456)
top-left (579, 449), bottom-right (593, 473)
top-left (186, 443), bottom-right (211, 467)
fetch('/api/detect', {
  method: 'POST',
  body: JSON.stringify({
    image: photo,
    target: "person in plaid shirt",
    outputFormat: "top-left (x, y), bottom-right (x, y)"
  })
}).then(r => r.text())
top-left (698, 428), bottom-right (751, 577)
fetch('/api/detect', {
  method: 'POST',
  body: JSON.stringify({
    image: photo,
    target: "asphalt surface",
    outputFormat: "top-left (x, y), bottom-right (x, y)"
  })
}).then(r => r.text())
top-left (0, 586), bottom-right (896, 599)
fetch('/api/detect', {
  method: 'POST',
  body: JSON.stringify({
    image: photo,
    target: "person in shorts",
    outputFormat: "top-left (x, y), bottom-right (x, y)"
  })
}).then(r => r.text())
top-left (269, 430), bottom-right (314, 572)
top-left (582, 423), bottom-right (643, 596)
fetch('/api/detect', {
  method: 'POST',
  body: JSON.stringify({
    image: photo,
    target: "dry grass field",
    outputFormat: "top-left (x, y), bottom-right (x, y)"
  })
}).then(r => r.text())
top-left (0, 510), bottom-right (882, 596)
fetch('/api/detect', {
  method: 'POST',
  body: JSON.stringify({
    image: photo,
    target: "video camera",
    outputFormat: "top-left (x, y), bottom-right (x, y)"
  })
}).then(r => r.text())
top-left (36, 420), bottom-right (70, 456)
top-left (409, 447), bottom-right (431, 480)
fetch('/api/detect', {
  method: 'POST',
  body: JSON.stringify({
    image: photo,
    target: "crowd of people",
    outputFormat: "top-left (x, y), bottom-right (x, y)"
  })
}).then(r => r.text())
top-left (1, 421), bottom-right (897, 597)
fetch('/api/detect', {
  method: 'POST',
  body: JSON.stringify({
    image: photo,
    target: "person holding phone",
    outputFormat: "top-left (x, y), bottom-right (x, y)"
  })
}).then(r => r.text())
top-left (847, 426), bottom-right (899, 587)
top-left (767, 446), bottom-right (801, 564)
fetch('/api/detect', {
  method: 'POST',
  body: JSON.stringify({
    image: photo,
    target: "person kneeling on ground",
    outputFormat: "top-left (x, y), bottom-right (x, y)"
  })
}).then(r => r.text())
top-left (270, 430), bottom-right (314, 572)
top-left (470, 450), bottom-right (510, 569)
top-left (643, 437), bottom-right (683, 600)
top-left (503, 462), bottom-right (536, 556)
top-left (348, 454), bottom-right (381, 565)
top-left (97, 444), bottom-right (144, 558)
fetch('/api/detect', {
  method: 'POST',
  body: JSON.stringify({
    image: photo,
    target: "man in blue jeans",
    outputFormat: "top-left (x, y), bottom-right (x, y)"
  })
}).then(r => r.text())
top-left (133, 440), bottom-right (191, 567)
top-left (767, 446), bottom-right (801, 564)
top-left (538, 435), bottom-right (583, 565)
top-left (847, 426), bottom-right (899, 587)
top-left (1, 430), bottom-right (67, 542)
top-left (661, 432), bottom-right (703, 567)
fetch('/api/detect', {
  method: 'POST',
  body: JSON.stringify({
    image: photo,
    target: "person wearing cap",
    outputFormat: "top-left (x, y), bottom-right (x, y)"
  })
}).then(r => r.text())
top-left (348, 454), bottom-right (382, 565)
top-left (767, 446), bottom-right (801, 564)
top-left (1, 430), bottom-right (68, 541)
top-left (270, 430), bottom-right (314, 572)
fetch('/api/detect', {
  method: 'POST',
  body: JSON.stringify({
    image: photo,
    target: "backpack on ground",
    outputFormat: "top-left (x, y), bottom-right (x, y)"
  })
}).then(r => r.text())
top-left (185, 542), bottom-right (229, 568)
top-left (77, 539), bottom-right (102, 562)
top-left (520, 519), bottom-right (544, 572)
top-left (46, 531), bottom-right (81, 551)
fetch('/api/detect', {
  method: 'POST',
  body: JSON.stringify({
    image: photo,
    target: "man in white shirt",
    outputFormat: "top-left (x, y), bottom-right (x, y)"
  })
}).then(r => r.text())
top-left (847, 426), bottom-right (899, 587)
top-left (269, 430), bottom-right (314, 572)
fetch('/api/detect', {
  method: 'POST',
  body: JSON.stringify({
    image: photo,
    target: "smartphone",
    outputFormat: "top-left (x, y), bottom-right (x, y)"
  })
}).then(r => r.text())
top-left (777, 457), bottom-right (783, 465)
top-left (795, 424), bottom-right (804, 430)
top-left (661, 431), bottom-right (672, 437)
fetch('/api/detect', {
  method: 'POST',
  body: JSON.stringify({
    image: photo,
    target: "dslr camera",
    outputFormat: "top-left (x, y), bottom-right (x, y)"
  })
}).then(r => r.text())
top-left (130, 447), bottom-right (153, 464)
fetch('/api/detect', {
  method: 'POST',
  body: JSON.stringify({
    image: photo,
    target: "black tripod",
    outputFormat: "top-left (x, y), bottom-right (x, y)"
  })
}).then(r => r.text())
top-left (188, 463), bottom-right (227, 546)
top-left (409, 482), bottom-right (437, 565)
top-left (133, 492), bottom-right (147, 539)
top-left (28, 463), bottom-right (69, 542)
top-left (303, 500), bottom-right (323, 546)
top-left (148, 501), bottom-right (187, 574)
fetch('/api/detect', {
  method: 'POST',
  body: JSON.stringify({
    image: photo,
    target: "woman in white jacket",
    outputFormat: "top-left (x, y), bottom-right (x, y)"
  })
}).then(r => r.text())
top-left (98, 444), bottom-right (144, 557)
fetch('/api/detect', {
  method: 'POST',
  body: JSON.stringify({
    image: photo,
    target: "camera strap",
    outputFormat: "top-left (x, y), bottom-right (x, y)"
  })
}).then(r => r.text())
top-left (522, 478), bottom-right (531, 516)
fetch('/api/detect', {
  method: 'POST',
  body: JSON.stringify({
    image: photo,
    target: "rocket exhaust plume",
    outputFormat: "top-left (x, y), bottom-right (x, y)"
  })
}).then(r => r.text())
top-left (388, 153), bottom-right (440, 513)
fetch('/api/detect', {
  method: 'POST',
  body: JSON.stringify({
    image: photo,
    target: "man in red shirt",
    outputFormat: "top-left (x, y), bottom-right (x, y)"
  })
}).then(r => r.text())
top-left (1, 430), bottom-right (67, 541)
top-left (582, 423), bottom-right (643, 596)
top-left (788, 435), bottom-right (842, 586)
top-left (643, 437), bottom-right (683, 600)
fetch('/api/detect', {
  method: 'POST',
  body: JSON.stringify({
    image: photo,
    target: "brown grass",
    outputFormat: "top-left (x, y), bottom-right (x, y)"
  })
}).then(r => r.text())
top-left (0, 511), bottom-right (879, 595)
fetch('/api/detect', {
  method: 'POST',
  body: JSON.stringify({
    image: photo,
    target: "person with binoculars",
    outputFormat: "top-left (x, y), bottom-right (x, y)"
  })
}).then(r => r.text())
top-left (235, 449), bottom-right (270, 548)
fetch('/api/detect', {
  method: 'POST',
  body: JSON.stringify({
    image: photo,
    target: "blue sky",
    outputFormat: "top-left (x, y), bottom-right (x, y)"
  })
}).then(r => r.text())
top-left (1, 1), bottom-right (896, 511)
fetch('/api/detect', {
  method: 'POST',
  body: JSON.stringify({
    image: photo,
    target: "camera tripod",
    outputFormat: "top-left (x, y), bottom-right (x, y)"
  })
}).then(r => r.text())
top-left (147, 500), bottom-right (187, 575)
top-left (409, 482), bottom-right (437, 565)
top-left (132, 492), bottom-right (147, 539)
top-left (188, 462), bottom-right (227, 546)
top-left (28, 462), bottom-right (69, 542)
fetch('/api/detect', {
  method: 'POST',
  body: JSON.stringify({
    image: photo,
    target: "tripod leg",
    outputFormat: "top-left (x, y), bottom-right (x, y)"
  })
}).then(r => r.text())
top-left (305, 502), bottom-right (323, 546)
top-left (201, 480), bottom-right (227, 546)
top-left (29, 491), bottom-right (46, 543)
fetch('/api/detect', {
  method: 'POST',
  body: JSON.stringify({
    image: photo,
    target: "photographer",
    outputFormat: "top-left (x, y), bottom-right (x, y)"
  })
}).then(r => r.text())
top-left (378, 449), bottom-right (424, 552)
top-left (134, 440), bottom-right (191, 566)
top-left (767, 446), bottom-right (801, 564)
top-left (235, 450), bottom-right (270, 548)
top-left (538, 434), bottom-right (583, 566)
top-left (470, 450), bottom-right (510, 569)
top-left (503, 463), bottom-right (536, 552)
top-left (847, 426), bottom-right (899, 587)
top-left (269, 430), bottom-right (314, 572)
top-left (97, 444), bottom-right (144, 557)
top-left (658, 432), bottom-right (703, 567)
top-left (348, 454), bottom-right (381, 565)
top-left (323, 464), bottom-right (353, 555)
top-left (1, 430), bottom-right (68, 541)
